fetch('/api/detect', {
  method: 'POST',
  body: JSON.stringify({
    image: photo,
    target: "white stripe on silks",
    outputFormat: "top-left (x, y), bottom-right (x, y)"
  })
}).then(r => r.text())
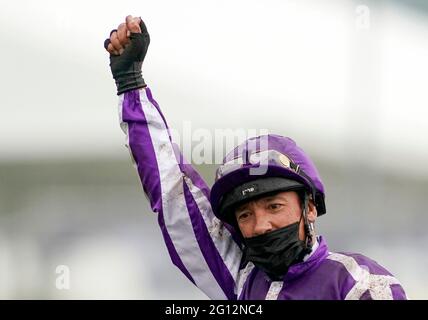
top-left (265, 281), bottom-right (284, 300)
top-left (236, 262), bottom-right (255, 298)
top-left (137, 89), bottom-right (227, 300)
top-left (327, 253), bottom-right (401, 300)
top-left (118, 95), bottom-right (138, 167)
top-left (184, 176), bottom-right (242, 287)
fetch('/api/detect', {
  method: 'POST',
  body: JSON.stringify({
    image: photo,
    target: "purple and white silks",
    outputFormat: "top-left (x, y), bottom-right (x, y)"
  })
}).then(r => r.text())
top-left (118, 88), bottom-right (407, 300)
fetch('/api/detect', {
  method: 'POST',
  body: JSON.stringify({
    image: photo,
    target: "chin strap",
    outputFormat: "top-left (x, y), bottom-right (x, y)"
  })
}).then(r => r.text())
top-left (301, 193), bottom-right (314, 249)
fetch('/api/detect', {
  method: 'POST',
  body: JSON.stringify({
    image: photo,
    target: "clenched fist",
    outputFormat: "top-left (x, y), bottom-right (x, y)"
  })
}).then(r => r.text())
top-left (104, 15), bottom-right (150, 95)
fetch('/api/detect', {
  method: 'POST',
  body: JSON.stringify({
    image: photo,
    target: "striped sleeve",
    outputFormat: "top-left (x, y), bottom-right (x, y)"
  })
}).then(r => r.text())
top-left (327, 252), bottom-right (407, 300)
top-left (118, 87), bottom-right (243, 300)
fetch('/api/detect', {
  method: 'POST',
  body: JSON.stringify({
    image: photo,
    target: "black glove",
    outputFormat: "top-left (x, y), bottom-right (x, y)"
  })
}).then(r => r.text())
top-left (105, 20), bottom-right (150, 95)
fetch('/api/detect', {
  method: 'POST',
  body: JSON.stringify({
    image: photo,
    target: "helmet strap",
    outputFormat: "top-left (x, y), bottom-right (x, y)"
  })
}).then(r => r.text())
top-left (301, 193), bottom-right (314, 248)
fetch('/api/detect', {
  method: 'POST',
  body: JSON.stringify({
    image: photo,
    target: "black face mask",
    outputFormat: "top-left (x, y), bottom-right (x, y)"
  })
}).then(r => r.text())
top-left (243, 221), bottom-right (311, 281)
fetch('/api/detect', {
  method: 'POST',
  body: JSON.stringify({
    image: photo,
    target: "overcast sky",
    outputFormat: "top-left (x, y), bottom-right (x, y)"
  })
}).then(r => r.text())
top-left (1, 0), bottom-right (427, 177)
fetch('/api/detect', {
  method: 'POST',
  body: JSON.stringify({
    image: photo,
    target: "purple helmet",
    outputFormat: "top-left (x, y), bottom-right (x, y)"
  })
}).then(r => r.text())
top-left (210, 134), bottom-right (326, 226)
